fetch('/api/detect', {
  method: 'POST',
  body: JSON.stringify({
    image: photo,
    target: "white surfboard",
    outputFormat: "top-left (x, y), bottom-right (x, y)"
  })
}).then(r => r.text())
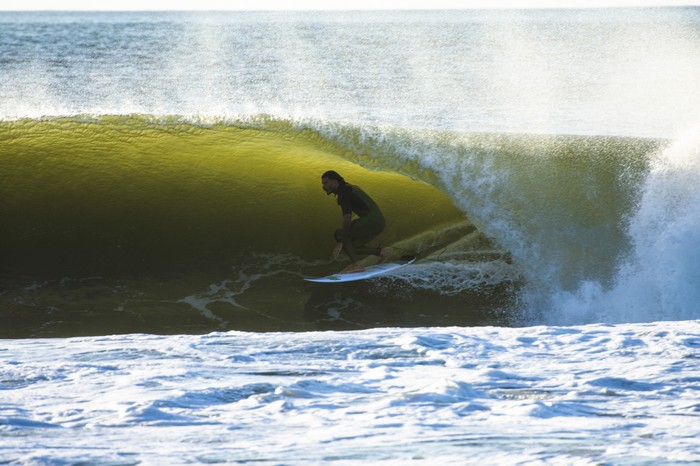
top-left (304, 258), bottom-right (415, 283)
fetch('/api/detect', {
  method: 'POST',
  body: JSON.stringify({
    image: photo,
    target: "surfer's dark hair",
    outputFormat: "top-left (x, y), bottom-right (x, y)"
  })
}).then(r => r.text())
top-left (322, 170), bottom-right (346, 185)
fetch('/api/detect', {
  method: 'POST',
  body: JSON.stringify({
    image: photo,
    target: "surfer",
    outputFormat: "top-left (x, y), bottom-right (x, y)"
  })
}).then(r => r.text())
top-left (321, 170), bottom-right (388, 273)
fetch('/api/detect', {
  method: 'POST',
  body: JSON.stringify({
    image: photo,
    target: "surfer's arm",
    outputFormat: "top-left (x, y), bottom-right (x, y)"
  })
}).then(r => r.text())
top-left (332, 213), bottom-right (352, 259)
top-left (332, 242), bottom-right (343, 259)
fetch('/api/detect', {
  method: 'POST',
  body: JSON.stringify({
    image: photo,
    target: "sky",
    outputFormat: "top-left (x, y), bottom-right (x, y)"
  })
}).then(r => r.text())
top-left (0, 0), bottom-right (697, 11)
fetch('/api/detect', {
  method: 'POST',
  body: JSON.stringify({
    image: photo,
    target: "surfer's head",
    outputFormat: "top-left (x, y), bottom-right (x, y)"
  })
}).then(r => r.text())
top-left (321, 170), bottom-right (345, 195)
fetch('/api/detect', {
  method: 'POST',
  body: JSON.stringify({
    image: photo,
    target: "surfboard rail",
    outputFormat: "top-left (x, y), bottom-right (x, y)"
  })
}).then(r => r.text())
top-left (304, 258), bottom-right (416, 283)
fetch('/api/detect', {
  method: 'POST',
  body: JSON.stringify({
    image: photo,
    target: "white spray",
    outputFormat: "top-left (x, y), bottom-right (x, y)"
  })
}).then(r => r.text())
top-left (550, 125), bottom-right (700, 325)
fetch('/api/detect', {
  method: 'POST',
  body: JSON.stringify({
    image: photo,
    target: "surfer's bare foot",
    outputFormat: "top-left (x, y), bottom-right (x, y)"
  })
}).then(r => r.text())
top-left (342, 263), bottom-right (365, 273)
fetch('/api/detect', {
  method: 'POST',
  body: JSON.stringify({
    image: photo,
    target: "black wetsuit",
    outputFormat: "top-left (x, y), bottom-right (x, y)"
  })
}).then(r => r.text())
top-left (334, 184), bottom-right (385, 263)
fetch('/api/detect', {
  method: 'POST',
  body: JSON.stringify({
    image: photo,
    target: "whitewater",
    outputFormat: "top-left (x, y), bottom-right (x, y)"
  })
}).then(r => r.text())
top-left (1, 8), bottom-right (700, 464)
top-left (2, 323), bottom-right (699, 465)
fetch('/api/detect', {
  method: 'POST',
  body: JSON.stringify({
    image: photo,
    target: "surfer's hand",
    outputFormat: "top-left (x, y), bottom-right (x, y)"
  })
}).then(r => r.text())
top-left (332, 242), bottom-right (343, 259)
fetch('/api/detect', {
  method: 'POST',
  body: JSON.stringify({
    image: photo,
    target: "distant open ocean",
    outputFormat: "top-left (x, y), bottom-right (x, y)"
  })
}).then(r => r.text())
top-left (1, 8), bottom-right (699, 465)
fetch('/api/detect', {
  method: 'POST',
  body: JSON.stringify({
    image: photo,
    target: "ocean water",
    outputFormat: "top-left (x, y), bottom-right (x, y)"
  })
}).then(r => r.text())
top-left (1, 8), bottom-right (699, 464)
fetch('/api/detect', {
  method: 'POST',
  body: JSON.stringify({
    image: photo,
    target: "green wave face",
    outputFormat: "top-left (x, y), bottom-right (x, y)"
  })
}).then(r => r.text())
top-left (1, 115), bottom-right (466, 275)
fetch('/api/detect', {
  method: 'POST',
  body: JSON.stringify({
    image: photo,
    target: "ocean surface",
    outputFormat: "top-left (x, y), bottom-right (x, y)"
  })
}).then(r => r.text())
top-left (1, 7), bottom-right (699, 464)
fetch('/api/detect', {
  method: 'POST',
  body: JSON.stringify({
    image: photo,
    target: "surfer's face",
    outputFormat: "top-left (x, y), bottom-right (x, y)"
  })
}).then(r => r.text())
top-left (322, 177), bottom-right (339, 195)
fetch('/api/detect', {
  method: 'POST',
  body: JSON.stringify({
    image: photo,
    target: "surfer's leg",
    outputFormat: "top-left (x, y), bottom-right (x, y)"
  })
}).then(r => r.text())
top-left (335, 228), bottom-right (361, 263)
top-left (334, 216), bottom-right (385, 270)
top-left (347, 216), bottom-right (385, 260)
